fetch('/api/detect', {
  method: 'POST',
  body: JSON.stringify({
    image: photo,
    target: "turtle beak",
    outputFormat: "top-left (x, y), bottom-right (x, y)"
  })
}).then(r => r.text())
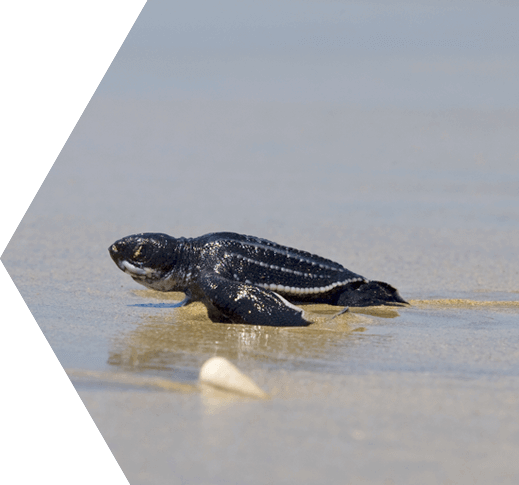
top-left (109, 241), bottom-right (129, 270)
top-left (109, 243), bottom-right (118, 257)
top-left (108, 242), bottom-right (122, 264)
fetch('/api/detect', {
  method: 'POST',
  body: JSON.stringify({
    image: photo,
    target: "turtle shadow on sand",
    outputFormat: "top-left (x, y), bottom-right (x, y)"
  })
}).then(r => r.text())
top-left (129, 302), bottom-right (186, 309)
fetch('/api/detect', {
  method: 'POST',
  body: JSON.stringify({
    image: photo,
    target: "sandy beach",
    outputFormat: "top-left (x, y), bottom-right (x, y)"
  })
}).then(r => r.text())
top-left (3, 1), bottom-right (519, 484)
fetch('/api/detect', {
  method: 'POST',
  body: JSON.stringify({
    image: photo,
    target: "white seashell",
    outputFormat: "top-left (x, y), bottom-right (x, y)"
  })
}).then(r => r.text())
top-left (199, 357), bottom-right (268, 399)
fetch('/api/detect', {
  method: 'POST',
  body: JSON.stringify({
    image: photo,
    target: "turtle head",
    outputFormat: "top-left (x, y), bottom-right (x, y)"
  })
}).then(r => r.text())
top-left (109, 233), bottom-right (179, 290)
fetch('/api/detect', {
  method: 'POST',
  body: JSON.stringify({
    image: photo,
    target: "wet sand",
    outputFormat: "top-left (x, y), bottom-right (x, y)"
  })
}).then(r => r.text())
top-left (4, 203), bottom-right (519, 483)
top-left (76, 375), bottom-right (519, 485)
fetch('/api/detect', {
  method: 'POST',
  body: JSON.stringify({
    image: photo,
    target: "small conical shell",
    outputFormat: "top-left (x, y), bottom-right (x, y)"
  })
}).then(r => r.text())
top-left (199, 357), bottom-right (269, 399)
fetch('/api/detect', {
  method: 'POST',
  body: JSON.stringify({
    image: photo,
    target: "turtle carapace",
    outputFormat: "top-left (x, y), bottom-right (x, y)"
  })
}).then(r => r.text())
top-left (109, 232), bottom-right (408, 327)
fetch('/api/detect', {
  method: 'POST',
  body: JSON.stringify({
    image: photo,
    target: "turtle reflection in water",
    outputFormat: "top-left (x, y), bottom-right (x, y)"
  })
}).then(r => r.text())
top-left (109, 232), bottom-right (408, 327)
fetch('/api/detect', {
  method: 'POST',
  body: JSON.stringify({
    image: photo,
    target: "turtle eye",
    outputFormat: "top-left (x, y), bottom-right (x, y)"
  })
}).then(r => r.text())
top-left (132, 243), bottom-right (149, 262)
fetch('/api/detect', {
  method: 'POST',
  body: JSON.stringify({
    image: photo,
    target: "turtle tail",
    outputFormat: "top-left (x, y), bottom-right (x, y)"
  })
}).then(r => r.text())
top-left (336, 280), bottom-right (408, 307)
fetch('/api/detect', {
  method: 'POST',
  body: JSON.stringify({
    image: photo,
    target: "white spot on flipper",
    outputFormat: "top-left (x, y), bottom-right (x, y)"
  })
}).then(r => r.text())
top-left (272, 292), bottom-right (304, 313)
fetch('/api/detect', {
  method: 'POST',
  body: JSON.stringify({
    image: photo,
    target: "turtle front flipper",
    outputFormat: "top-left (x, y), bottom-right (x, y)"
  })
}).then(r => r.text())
top-left (198, 273), bottom-right (311, 327)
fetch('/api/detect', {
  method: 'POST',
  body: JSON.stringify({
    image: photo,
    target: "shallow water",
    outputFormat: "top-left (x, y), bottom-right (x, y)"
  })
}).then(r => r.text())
top-left (3, 1), bottom-right (519, 483)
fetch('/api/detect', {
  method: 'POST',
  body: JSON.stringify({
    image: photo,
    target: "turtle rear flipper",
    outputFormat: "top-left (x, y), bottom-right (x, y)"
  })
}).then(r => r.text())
top-left (199, 273), bottom-right (312, 327)
top-left (337, 280), bottom-right (409, 307)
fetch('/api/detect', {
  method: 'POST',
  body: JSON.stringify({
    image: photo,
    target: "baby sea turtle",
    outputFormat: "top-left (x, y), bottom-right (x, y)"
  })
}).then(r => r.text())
top-left (109, 232), bottom-right (408, 327)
